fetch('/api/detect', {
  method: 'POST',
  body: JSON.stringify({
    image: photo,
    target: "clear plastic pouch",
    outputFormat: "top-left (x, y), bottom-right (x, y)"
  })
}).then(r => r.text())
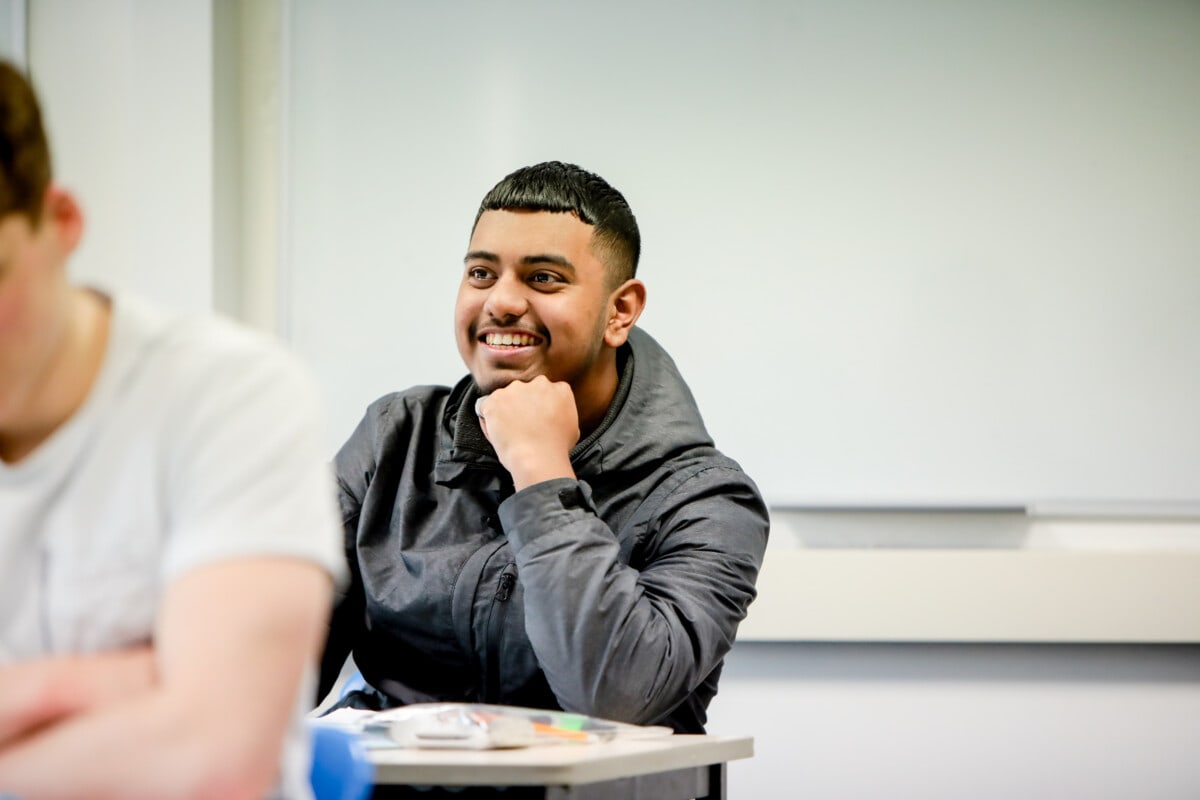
top-left (340, 703), bottom-right (673, 750)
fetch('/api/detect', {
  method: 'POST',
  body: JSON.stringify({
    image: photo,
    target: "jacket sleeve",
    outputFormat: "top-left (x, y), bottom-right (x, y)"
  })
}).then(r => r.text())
top-left (497, 464), bottom-right (769, 725)
top-left (317, 405), bottom-right (380, 700)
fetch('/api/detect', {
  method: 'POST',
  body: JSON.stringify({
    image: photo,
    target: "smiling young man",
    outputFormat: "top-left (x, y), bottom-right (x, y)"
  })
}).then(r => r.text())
top-left (0, 61), bottom-right (344, 799)
top-left (322, 161), bottom-right (769, 734)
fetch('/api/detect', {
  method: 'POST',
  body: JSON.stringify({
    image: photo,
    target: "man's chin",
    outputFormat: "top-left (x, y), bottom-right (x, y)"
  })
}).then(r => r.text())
top-left (471, 366), bottom-right (548, 395)
top-left (471, 372), bottom-right (520, 395)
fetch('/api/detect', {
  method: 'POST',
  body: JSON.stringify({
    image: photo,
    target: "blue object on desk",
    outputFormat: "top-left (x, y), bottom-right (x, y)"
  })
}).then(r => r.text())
top-left (339, 669), bottom-right (368, 700)
top-left (309, 722), bottom-right (374, 800)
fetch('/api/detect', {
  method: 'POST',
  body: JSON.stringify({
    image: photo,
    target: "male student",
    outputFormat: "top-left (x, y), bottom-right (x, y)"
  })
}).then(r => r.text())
top-left (0, 61), bottom-right (344, 799)
top-left (321, 161), bottom-right (769, 733)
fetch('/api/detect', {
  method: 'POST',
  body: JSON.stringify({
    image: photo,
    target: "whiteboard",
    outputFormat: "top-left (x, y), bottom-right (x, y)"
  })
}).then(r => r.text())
top-left (284, 0), bottom-right (1200, 509)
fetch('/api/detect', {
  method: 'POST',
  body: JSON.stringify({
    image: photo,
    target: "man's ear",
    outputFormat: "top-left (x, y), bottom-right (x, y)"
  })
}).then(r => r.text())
top-left (603, 278), bottom-right (647, 348)
top-left (42, 185), bottom-right (84, 253)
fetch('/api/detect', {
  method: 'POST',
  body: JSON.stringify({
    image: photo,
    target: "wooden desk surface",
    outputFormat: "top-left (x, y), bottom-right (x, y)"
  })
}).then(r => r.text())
top-left (368, 734), bottom-right (753, 787)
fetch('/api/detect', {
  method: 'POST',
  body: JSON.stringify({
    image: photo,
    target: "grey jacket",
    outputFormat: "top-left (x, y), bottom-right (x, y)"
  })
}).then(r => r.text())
top-left (320, 327), bottom-right (768, 733)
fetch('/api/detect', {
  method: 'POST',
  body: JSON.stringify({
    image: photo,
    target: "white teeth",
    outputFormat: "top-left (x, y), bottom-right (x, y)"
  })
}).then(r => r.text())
top-left (486, 333), bottom-right (536, 347)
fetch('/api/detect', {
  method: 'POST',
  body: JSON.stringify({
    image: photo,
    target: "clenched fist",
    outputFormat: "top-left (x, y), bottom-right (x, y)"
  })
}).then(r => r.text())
top-left (475, 375), bottom-right (579, 491)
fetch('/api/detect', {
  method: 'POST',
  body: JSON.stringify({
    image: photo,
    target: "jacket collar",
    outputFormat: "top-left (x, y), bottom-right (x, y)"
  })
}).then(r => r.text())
top-left (432, 326), bottom-right (709, 487)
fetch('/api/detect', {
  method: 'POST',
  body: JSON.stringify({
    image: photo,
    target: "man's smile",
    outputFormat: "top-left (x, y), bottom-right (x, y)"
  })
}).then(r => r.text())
top-left (482, 331), bottom-right (542, 348)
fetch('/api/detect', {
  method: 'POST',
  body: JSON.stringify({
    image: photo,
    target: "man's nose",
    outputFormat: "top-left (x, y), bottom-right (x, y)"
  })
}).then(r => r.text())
top-left (484, 274), bottom-right (528, 321)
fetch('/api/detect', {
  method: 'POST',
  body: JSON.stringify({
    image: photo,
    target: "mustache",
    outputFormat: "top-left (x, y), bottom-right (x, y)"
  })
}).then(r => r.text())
top-left (471, 320), bottom-right (547, 339)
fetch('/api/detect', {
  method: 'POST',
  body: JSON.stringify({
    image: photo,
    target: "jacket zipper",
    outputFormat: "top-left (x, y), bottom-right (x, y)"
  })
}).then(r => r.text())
top-left (483, 570), bottom-right (516, 702)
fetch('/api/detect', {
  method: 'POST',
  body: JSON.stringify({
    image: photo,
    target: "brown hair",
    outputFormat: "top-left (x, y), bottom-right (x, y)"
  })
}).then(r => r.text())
top-left (0, 60), bottom-right (52, 224)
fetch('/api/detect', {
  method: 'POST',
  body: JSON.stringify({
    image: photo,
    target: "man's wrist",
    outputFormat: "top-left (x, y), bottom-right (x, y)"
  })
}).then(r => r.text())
top-left (509, 453), bottom-right (576, 492)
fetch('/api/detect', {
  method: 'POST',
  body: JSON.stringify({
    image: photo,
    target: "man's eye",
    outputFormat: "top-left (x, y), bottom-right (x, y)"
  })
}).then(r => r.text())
top-left (467, 267), bottom-right (493, 281)
top-left (530, 272), bottom-right (560, 285)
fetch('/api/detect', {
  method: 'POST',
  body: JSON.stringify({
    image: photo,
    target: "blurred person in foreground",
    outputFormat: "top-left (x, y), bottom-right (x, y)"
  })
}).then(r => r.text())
top-left (0, 60), bottom-right (345, 799)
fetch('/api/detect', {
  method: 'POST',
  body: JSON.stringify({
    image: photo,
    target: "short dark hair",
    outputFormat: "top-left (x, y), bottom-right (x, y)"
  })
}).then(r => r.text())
top-left (0, 61), bottom-right (52, 224)
top-left (474, 161), bottom-right (640, 285)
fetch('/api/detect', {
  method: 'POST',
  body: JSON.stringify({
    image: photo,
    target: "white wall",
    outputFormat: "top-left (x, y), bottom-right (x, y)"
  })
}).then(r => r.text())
top-left (0, 0), bottom-right (25, 64)
top-left (28, 0), bottom-right (214, 314)
top-left (24, 3), bottom-right (1200, 799)
top-left (709, 642), bottom-right (1200, 799)
top-left (726, 514), bottom-right (1200, 798)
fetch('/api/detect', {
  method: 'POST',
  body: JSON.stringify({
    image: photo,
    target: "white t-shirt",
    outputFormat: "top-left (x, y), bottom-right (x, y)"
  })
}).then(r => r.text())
top-left (0, 292), bottom-right (346, 799)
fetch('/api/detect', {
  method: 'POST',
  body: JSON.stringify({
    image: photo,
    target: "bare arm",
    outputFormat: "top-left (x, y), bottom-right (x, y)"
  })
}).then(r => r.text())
top-left (0, 647), bottom-right (154, 747)
top-left (0, 556), bottom-right (332, 800)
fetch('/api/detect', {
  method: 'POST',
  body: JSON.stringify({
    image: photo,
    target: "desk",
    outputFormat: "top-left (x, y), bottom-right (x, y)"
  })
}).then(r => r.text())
top-left (367, 734), bottom-right (753, 799)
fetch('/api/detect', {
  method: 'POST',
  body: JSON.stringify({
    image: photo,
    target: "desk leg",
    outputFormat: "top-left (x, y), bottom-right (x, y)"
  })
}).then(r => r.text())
top-left (701, 762), bottom-right (727, 800)
top-left (544, 765), bottom-right (708, 799)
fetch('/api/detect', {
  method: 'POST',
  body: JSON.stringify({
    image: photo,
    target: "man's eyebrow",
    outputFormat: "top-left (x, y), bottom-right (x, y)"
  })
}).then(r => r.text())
top-left (521, 254), bottom-right (576, 272)
top-left (463, 251), bottom-right (577, 273)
